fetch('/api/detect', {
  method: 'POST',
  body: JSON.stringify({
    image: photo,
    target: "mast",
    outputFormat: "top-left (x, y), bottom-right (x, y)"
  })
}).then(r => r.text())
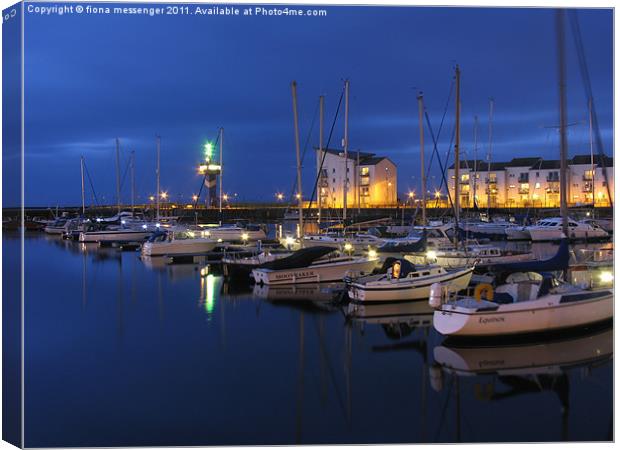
top-left (80, 155), bottom-right (85, 215)
top-left (343, 79), bottom-right (350, 221)
top-left (487, 98), bottom-right (494, 216)
top-left (156, 135), bottom-right (161, 220)
top-left (473, 115), bottom-right (478, 211)
top-left (556, 9), bottom-right (569, 236)
top-left (417, 92), bottom-right (426, 225)
top-left (318, 95), bottom-right (324, 225)
top-left (291, 81), bottom-right (304, 238)
top-left (219, 127), bottom-right (224, 221)
top-left (454, 65), bottom-right (461, 236)
top-left (357, 150), bottom-right (360, 213)
top-left (130, 150), bottom-right (135, 217)
top-left (115, 137), bottom-right (121, 214)
top-left (588, 97), bottom-right (595, 208)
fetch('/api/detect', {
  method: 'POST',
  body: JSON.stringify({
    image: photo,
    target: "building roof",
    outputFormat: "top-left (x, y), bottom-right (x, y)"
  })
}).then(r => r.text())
top-left (531, 159), bottom-right (561, 170)
top-left (318, 148), bottom-right (391, 166)
top-left (448, 160), bottom-right (507, 171)
top-left (505, 157), bottom-right (542, 167)
top-left (571, 154), bottom-right (613, 166)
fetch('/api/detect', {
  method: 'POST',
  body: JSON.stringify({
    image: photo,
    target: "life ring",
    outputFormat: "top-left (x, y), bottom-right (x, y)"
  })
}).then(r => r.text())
top-left (474, 283), bottom-right (494, 302)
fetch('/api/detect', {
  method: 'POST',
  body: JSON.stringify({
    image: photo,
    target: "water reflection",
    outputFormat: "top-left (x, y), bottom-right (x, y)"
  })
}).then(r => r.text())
top-left (13, 232), bottom-right (614, 446)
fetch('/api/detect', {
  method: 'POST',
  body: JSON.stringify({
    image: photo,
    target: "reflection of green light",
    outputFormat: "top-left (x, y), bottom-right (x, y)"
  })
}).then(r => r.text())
top-left (205, 274), bottom-right (216, 314)
top-left (204, 142), bottom-right (214, 161)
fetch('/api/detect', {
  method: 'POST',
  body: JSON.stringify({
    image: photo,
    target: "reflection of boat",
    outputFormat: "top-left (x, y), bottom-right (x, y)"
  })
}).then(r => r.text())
top-left (434, 325), bottom-right (613, 376)
top-left (252, 246), bottom-right (378, 285)
top-left (430, 271), bottom-right (613, 338)
top-left (140, 230), bottom-right (217, 256)
top-left (346, 300), bottom-right (434, 328)
top-left (347, 258), bottom-right (473, 303)
top-left (252, 282), bottom-right (343, 303)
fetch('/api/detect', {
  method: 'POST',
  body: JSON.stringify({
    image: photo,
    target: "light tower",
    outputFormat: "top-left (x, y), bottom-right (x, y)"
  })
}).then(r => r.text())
top-left (197, 141), bottom-right (222, 208)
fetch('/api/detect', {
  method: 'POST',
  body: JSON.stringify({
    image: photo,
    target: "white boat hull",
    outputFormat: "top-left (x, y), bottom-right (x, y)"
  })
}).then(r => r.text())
top-left (505, 227), bottom-right (530, 240)
top-left (141, 239), bottom-right (218, 256)
top-left (433, 289), bottom-right (613, 337)
top-left (252, 258), bottom-right (378, 285)
top-left (348, 267), bottom-right (474, 303)
top-left (79, 230), bottom-right (153, 243)
top-left (528, 228), bottom-right (608, 241)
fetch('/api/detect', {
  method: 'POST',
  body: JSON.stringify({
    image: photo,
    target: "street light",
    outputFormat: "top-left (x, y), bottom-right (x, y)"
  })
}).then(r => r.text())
top-left (276, 193), bottom-right (284, 201)
top-left (192, 194), bottom-right (198, 202)
top-left (160, 191), bottom-right (168, 200)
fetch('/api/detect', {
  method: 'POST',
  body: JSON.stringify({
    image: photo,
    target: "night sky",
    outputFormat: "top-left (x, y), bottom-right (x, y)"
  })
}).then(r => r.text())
top-left (19, 3), bottom-right (613, 207)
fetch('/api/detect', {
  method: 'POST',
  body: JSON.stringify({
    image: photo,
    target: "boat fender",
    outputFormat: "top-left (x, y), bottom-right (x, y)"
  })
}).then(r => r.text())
top-left (474, 283), bottom-right (494, 302)
top-left (429, 282), bottom-right (443, 308)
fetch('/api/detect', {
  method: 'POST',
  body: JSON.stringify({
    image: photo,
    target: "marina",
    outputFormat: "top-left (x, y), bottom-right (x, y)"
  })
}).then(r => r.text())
top-left (4, 2), bottom-right (615, 447)
top-left (11, 227), bottom-right (613, 445)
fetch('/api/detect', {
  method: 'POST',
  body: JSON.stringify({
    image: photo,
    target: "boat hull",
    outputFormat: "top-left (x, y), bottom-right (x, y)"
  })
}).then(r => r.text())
top-left (141, 239), bottom-right (218, 257)
top-left (528, 228), bottom-right (608, 241)
top-left (348, 267), bottom-right (474, 303)
top-left (252, 258), bottom-right (378, 285)
top-left (79, 230), bottom-right (153, 243)
top-left (433, 289), bottom-right (613, 337)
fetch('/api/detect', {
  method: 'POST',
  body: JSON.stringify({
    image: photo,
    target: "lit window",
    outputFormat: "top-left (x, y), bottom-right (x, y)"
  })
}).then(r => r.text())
top-left (535, 182), bottom-right (541, 189)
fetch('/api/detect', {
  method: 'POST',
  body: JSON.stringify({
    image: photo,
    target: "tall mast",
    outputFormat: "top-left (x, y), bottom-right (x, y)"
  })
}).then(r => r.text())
top-left (454, 66), bottom-right (461, 234)
top-left (417, 92), bottom-right (426, 225)
top-left (156, 135), bottom-right (161, 220)
top-left (473, 115), bottom-right (478, 211)
top-left (588, 97), bottom-right (595, 208)
top-left (115, 137), bottom-right (121, 214)
top-left (219, 127), bottom-right (224, 221)
top-left (487, 98), bottom-right (494, 216)
top-left (291, 81), bottom-right (304, 238)
top-left (357, 150), bottom-right (360, 213)
top-left (130, 150), bottom-right (135, 217)
top-left (80, 155), bottom-right (85, 216)
top-left (556, 9), bottom-right (569, 236)
top-left (343, 79), bottom-right (350, 221)
top-left (318, 95), bottom-right (324, 225)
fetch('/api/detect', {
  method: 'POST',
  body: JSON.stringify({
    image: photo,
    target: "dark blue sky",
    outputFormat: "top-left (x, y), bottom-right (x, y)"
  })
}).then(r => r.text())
top-left (20, 3), bottom-right (613, 206)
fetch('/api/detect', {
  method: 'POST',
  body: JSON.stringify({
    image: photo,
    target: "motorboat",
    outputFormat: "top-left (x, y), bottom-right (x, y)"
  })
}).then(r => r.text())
top-left (79, 223), bottom-right (155, 243)
top-left (201, 224), bottom-right (267, 242)
top-left (221, 250), bottom-right (292, 279)
top-left (461, 219), bottom-right (520, 239)
top-left (429, 271), bottom-right (613, 338)
top-left (251, 246), bottom-right (379, 285)
top-left (301, 232), bottom-right (385, 251)
top-left (407, 243), bottom-right (536, 269)
top-left (346, 257), bottom-right (474, 303)
top-left (44, 218), bottom-right (70, 234)
top-left (140, 230), bottom-right (218, 257)
top-left (525, 217), bottom-right (608, 241)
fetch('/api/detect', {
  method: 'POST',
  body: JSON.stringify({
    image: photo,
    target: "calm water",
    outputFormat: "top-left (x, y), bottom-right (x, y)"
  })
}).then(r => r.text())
top-left (13, 232), bottom-right (612, 446)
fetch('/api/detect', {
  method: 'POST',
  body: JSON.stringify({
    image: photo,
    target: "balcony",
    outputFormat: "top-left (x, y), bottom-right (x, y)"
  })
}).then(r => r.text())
top-left (518, 188), bottom-right (530, 195)
top-left (546, 175), bottom-right (560, 182)
top-left (518, 175), bottom-right (529, 183)
top-left (582, 183), bottom-right (593, 193)
top-left (485, 178), bottom-right (497, 185)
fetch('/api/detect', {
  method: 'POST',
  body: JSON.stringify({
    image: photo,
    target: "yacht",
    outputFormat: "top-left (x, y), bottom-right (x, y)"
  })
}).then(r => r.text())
top-left (525, 217), bottom-right (608, 241)
top-left (141, 230), bottom-right (218, 257)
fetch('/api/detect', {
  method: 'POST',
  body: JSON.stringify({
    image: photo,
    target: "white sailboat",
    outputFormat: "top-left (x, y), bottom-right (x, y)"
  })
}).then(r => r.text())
top-left (429, 271), bottom-right (613, 337)
top-left (347, 258), bottom-right (474, 303)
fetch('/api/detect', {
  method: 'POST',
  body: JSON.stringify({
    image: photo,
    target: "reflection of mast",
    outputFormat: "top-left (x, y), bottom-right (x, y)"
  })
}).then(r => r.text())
top-left (344, 321), bottom-right (352, 426)
top-left (81, 250), bottom-right (87, 309)
top-left (295, 313), bottom-right (305, 444)
top-left (116, 253), bottom-right (124, 341)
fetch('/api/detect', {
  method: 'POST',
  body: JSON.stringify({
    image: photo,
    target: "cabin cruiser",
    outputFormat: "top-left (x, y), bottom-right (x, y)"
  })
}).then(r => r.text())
top-left (79, 222), bottom-right (155, 243)
top-left (140, 230), bottom-right (218, 257)
top-left (346, 257), bottom-right (474, 303)
top-left (222, 250), bottom-right (292, 279)
top-left (251, 246), bottom-right (379, 286)
top-left (300, 232), bottom-right (385, 251)
top-left (200, 224), bottom-right (267, 242)
top-left (524, 217), bottom-right (608, 241)
top-left (44, 218), bottom-right (70, 235)
top-left (429, 271), bottom-right (613, 337)
top-left (406, 243), bottom-right (535, 269)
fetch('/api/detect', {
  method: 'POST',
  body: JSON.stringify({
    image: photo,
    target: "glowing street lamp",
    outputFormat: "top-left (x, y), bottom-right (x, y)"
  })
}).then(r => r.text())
top-left (276, 193), bottom-right (284, 201)
top-left (295, 193), bottom-right (301, 200)
top-left (160, 191), bottom-right (168, 200)
top-left (223, 194), bottom-right (229, 201)
top-left (408, 191), bottom-right (415, 199)
top-left (149, 195), bottom-right (155, 202)
top-left (192, 194), bottom-right (198, 202)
